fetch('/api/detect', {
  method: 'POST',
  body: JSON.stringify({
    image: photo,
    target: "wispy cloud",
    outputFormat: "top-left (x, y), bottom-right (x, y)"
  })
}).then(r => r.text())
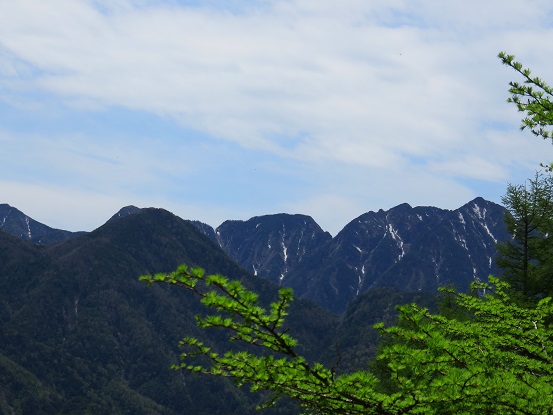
top-left (1, 0), bottom-right (552, 234)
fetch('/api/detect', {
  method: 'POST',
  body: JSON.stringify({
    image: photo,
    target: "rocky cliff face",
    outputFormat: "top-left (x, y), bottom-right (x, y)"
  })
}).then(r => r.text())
top-left (203, 198), bottom-right (507, 313)
top-left (215, 213), bottom-right (332, 285)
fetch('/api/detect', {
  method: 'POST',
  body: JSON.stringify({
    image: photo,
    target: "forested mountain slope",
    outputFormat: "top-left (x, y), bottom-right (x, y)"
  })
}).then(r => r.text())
top-left (0, 209), bottom-right (338, 414)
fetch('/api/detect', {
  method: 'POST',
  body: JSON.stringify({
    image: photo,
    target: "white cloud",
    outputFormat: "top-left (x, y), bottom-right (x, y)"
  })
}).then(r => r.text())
top-left (1, 0), bottom-right (553, 233)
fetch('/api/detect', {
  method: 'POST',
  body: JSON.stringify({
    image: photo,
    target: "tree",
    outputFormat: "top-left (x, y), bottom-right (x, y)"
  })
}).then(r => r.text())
top-left (496, 52), bottom-right (553, 301)
top-left (498, 52), bottom-right (553, 143)
top-left (496, 171), bottom-right (553, 300)
top-left (141, 266), bottom-right (553, 415)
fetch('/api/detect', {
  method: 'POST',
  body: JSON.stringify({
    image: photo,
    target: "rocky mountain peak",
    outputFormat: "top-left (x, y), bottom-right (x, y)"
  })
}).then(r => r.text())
top-left (215, 213), bottom-right (332, 284)
top-left (0, 203), bottom-right (82, 244)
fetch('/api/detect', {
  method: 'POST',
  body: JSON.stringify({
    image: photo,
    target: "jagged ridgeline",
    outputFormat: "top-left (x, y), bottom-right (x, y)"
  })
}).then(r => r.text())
top-left (194, 197), bottom-right (508, 313)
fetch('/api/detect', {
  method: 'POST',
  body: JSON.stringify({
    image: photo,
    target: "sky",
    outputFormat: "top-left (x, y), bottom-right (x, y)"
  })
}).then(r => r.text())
top-left (1, 0), bottom-right (553, 236)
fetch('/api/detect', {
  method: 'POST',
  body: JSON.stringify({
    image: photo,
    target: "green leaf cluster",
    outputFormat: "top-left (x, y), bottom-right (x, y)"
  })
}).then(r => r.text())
top-left (142, 267), bottom-right (553, 415)
top-left (377, 278), bottom-right (553, 414)
top-left (142, 267), bottom-right (385, 414)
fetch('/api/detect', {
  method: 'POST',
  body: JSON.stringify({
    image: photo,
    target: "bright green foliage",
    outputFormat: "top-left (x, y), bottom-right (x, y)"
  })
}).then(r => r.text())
top-left (377, 279), bottom-right (553, 414)
top-left (141, 266), bottom-right (389, 414)
top-left (496, 171), bottom-right (553, 301)
top-left (142, 267), bottom-right (553, 415)
top-left (499, 52), bottom-right (553, 142)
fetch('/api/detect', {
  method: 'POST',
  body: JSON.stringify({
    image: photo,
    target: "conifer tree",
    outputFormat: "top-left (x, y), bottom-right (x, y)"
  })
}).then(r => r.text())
top-left (497, 172), bottom-right (553, 300)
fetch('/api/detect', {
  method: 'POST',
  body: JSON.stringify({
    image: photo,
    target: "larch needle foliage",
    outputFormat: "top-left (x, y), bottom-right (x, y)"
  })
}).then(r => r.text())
top-left (499, 51), bottom-right (553, 143)
top-left (141, 266), bottom-right (553, 415)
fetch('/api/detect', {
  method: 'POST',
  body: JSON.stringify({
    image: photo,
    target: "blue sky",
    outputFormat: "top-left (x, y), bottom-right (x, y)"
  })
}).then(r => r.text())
top-left (1, 0), bottom-right (553, 235)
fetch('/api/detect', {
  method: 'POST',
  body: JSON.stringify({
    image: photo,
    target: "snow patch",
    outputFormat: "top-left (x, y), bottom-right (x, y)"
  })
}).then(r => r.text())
top-left (25, 216), bottom-right (31, 239)
top-left (472, 204), bottom-right (483, 219)
top-left (281, 225), bottom-right (288, 263)
top-left (279, 226), bottom-right (288, 284)
top-left (472, 204), bottom-right (488, 220)
top-left (481, 222), bottom-right (497, 243)
top-left (356, 264), bottom-right (366, 296)
top-left (387, 224), bottom-right (405, 261)
top-left (296, 226), bottom-right (307, 261)
top-left (454, 230), bottom-right (468, 250)
top-left (353, 244), bottom-right (362, 253)
top-left (431, 257), bottom-right (439, 280)
top-left (472, 204), bottom-right (497, 242)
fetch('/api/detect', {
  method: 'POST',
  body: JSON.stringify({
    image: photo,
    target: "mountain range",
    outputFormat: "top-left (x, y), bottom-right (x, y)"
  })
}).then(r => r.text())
top-left (0, 198), bottom-right (510, 413)
top-left (2, 198), bottom-right (508, 314)
top-left (193, 197), bottom-right (508, 312)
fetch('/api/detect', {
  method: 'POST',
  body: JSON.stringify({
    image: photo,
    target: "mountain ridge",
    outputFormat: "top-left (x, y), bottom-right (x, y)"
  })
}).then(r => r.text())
top-left (1, 197), bottom-right (509, 313)
top-left (0, 204), bottom-right (85, 245)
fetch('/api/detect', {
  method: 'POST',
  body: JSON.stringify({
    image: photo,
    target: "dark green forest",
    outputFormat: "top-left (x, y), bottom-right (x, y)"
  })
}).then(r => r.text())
top-left (0, 208), bottom-right (374, 414)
